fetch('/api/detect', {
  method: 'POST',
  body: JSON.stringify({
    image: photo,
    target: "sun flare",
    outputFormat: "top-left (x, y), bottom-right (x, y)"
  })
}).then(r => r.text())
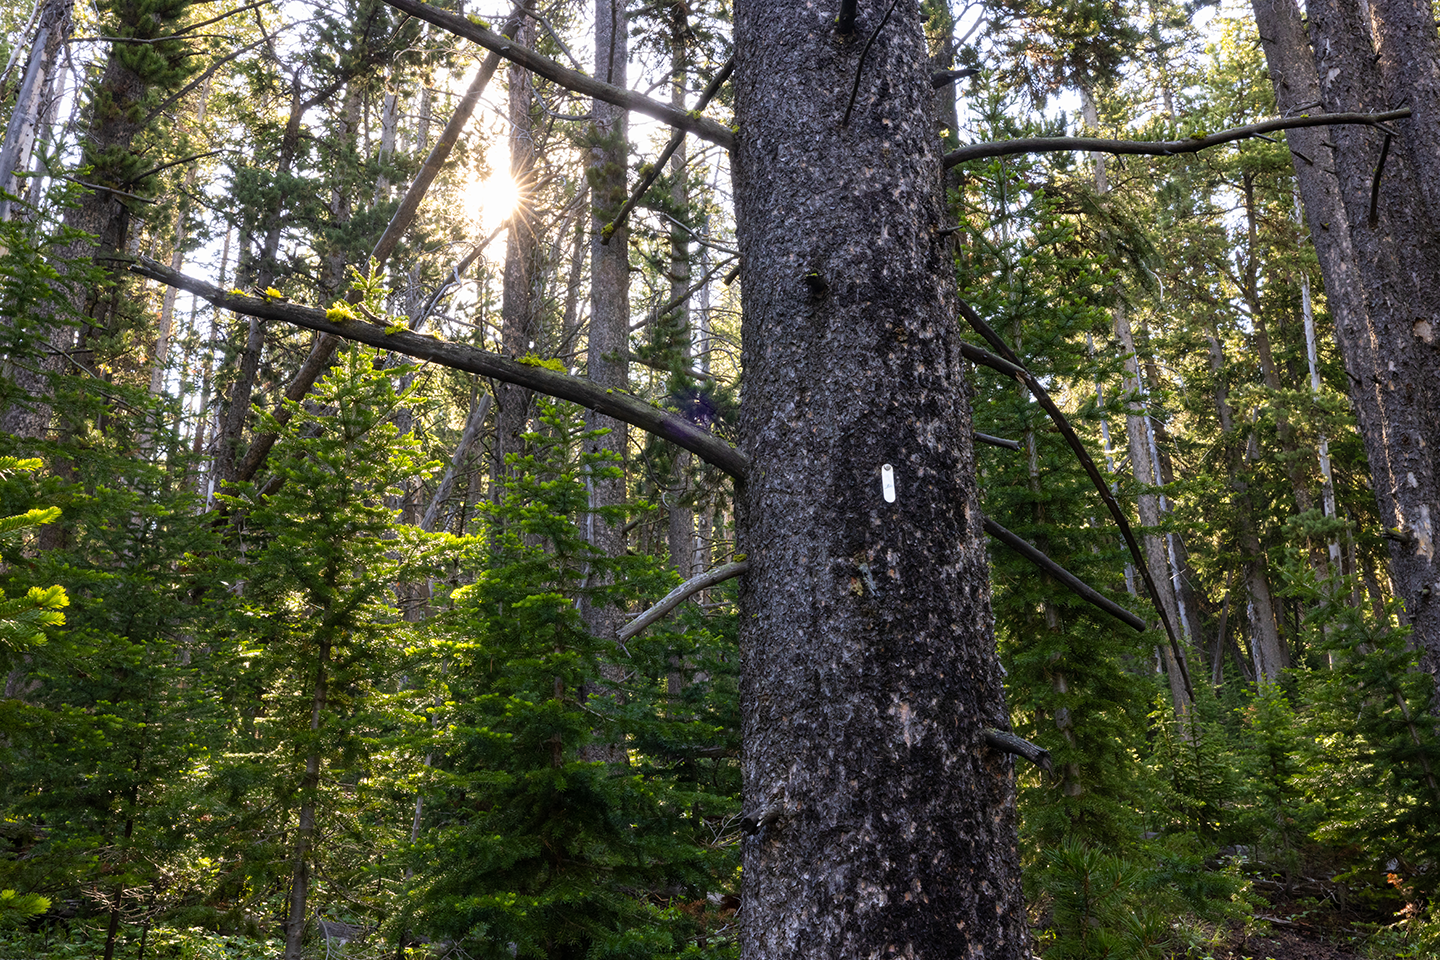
top-left (465, 170), bottom-right (521, 232)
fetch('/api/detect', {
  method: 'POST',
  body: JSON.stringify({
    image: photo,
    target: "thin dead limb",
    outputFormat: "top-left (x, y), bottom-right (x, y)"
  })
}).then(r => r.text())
top-left (618, 560), bottom-right (749, 643)
top-left (943, 108), bottom-right (1411, 168)
top-left (602, 57), bottom-right (734, 243)
top-left (382, 0), bottom-right (735, 149)
top-left (233, 3), bottom-right (525, 485)
top-left (981, 517), bottom-right (1145, 632)
top-left (959, 318), bottom-right (1194, 701)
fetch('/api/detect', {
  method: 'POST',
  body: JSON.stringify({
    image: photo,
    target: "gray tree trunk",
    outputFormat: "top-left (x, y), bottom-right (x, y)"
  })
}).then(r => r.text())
top-left (0, 0), bottom-right (73, 223)
top-left (583, 0), bottom-right (629, 647)
top-left (1250, 0), bottom-right (1440, 698)
top-left (494, 16), bottom-right (538, 491)
top-left (732, 2), bottom-right (1027, 955)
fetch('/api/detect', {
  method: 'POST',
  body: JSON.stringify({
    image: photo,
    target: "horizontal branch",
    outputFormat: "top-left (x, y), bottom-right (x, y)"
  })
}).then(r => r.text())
top-left (382, 0), bottom-right (735, 151)
top-left (619, 560), bottom-right (750, 643)
top-left (973, 431), bottom-right (1021, 451)
top-left (943, 109), bottom-right (1412, 168)
top-left (129, 257), bottom-right (750, 481)
top-left (983, 727), bottom-right (1052, 773)
top-left (982, 517), bottom-right (1145, 632)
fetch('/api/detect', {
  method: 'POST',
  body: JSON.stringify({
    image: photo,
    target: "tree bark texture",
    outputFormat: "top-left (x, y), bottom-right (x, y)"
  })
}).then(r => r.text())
top-left (1250, 0), bottom-right (1440, 697)
top-left (583, 0), bottom-right (629, 644)
top-left (495, 16), bottom-right (538, 490)
top-left (731, 3), bottom-right (1027, 956)
top-left (0, 0), bottom-right (73, 222)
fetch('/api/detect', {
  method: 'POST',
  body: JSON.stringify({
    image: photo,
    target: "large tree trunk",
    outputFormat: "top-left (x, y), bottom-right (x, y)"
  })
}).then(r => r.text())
top-left (731, 3), bottom-right (1027, 956)
top-left (1250, 0), bottom-right (1440, 698)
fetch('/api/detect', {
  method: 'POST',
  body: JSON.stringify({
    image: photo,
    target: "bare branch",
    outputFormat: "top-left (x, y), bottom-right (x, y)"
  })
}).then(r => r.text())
top-left (983, 728), bottom-right (1052, 773)
top-left (981, 517), bottom-right (1145, 632)
top-left (973, 431), bottom-right (1020, 450)
top-left (603, 57), bottom-right (734, 243)
top-left (420, 392), bottom-right (492, 532)
top-left (129, 257), bottom-right (751, 481)
top-left (943, 109), bottom-right (1412, 168)
top-left (382, 0), bottom-right (735, 150)
top-left (619, 560), bottom-right (749, 643)
top-left (958, 312), bottom-right (1194, 701)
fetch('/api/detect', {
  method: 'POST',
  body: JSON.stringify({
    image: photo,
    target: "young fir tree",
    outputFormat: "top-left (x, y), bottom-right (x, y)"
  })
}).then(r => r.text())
top-left (211, 341), bottom-right (453, 958)
top-left (401, 400), bottom-right (739, 960)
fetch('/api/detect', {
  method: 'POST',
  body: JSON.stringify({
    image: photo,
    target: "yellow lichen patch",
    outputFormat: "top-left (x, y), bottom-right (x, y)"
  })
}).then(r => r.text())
top-left (518, 354), bottom-right (566, 372)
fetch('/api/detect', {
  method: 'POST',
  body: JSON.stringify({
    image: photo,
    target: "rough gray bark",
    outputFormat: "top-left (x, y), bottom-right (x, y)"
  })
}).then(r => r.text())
top-left (582, 0), bottom-right (629, 648)
top-left (494, 16), bottom-right (539, 493)
top-left (732, 2), bottom-right (1027, 955)
top-left (1250, 0), bottom-right (1440, 696)
top-left (0, 0), bottom-right (73, 223)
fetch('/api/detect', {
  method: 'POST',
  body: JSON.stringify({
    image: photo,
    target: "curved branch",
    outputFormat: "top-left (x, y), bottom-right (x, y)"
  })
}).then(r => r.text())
top-left (381, 0), bottom-right (735, 150)
top-left (129, 257), bottom-right (750, 481)
top-left (618, 560), bottom-right (750, 643)
top-left (943, 109), bottom-right (1412, 168)
top-left (959, 313), bottom-right (1194, 701)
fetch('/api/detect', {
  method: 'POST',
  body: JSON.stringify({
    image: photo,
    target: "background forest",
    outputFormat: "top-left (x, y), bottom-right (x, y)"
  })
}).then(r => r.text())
top-left (1, 0), bottom-right (1438, 956)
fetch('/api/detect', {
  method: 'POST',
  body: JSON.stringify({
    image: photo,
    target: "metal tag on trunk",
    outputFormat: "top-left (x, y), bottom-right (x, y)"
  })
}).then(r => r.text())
top-left (881, 463), bottom-right (896, 502)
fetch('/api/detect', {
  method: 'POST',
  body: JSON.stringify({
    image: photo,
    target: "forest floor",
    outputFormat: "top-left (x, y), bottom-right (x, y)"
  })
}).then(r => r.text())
top-left (1209, 882), bottom-right (1410, 960)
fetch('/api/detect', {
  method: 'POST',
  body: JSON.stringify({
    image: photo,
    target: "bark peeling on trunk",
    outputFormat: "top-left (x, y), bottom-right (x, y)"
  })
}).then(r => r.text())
top-left (732, 2), bottom-right (1026, 956)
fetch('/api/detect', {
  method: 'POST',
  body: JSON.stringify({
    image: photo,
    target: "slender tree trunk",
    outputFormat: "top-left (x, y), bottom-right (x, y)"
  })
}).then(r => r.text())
top-left (283, 635), bottom-right (330, 960)
top-left (583, 0), bottom-right (629, 646)
top-left (732, 3), bottom-right (1027, 954)
top-left (0, 0), bottom-right (73, 223)
top-left (1117, 304), bottom-right (1193, 713)
top-left (495, 16), bottom-right (538, 491)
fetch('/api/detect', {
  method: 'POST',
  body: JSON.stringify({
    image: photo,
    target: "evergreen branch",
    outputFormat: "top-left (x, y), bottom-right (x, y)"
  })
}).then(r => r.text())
top-left (942, 109), bottom-right (1413, 168)
top-left (618, 560), bottom-right (750, 643)
top-left (128, 257), bottom-right (751, 482)
top-left (380, 0), bottom-right (736, 150)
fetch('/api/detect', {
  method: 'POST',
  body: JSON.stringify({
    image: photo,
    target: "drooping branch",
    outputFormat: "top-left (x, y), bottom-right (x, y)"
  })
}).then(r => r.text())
top-left (943, 109), bottom-right (1411, 168)
top-left (129, 257), bottom-right (750, 481)
top-left (981, 517), bottom-right (1144, 631)
top-left (841, 0), bottom-right (901, 127)
top-left (602, 57), bottom-right (734, 244)
top-left (381, 0), bottom-right (735, 150)
top-left (958, 314), bottom-right (1195, 701)
top-left (618, 560), bottom-right (750, 643)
